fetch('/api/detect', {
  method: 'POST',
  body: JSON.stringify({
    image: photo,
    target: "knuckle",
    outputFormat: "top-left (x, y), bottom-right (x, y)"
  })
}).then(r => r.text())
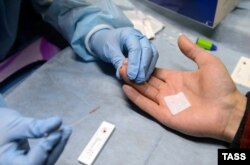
top-left (155, 92), bottom-right (162, 101)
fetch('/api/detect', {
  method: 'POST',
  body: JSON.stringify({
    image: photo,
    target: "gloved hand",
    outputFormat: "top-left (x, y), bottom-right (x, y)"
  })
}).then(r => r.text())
top-left (0, 108), bottom-right (72, 165)
top-left (89, 27), bottom-right (159, 83)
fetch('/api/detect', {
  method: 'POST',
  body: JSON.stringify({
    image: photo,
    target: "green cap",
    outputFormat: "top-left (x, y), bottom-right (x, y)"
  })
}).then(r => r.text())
top-left (196, 37), bottom-right (217, 51)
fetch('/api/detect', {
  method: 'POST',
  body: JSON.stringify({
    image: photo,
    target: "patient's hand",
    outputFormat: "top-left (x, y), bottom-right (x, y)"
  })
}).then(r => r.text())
top-left (119, 35), bottom-right (247, 142)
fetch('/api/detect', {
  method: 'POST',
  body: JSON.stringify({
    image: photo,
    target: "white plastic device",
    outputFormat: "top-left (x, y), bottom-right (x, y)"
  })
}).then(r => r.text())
top-left (78, 121), bottom-right (115, 165)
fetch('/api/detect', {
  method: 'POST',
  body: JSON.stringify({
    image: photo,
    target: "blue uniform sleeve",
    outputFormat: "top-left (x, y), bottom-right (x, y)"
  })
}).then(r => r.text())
top-left (0, 95), bottom-right (7, 107)
top-left (31, 0), bottom-right (133, 61)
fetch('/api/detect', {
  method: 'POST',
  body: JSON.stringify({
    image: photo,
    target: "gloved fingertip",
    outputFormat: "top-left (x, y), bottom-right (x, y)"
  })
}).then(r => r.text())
top-left (145, 47), bottom-right (159, 80)
top-left (116, 69), bottom-right (122, 80)
top-left (46, 131), bottom-right (62, 141)
top-left (135, 77), bottom-right (145, 84)
top-left (47, 116), bottom-right (63, 125)
top-left (29, 132), bottom-right (62, 161)
top-left (61, 125), bottom-right (72, 138)
top-left (44, 127), bottom-right (71, 165)
top-left (127, 71), bottom-right (137, 81)
top-left (32, 116), bottom-right (63, 137)
top-left (133, 68), bottom-right (146, 84)
top-left (42, 132), bottom-right (62, 151)
top-left (151, 44), bottom-right (159, 60)
top-left (127, 58), bottom-right (140, 81)
top-left (145, 66), bottom-right (154, 81)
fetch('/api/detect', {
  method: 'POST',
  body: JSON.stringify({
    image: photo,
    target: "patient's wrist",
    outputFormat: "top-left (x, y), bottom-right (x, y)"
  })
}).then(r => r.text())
top-left (222, 92), bottom-right (247, 143)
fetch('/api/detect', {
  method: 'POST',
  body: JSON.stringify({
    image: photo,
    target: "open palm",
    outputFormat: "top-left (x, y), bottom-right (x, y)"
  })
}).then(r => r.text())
top-left (120, 35), bottom-right (246, 142)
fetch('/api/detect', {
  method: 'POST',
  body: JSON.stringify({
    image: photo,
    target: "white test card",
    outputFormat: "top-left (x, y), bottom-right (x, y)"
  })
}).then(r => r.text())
top-left (78, 121), bottom-right (115, 165)
top-left (231, 56), bottom-right (250, 88)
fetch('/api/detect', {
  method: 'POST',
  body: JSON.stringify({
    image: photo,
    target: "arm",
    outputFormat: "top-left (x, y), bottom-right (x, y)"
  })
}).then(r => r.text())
top-left (31, 0), bottom-right (132, 60)
top-left (31, 0), bottom-right (158, 83)
top-left (119, 35), bottom-right (249, 146)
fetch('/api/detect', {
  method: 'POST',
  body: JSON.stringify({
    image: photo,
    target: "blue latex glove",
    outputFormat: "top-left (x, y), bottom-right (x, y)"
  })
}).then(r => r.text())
top-left (89, 27), bottom-right (159, 83)
top-left (0, 108), bottom-right (72, 165)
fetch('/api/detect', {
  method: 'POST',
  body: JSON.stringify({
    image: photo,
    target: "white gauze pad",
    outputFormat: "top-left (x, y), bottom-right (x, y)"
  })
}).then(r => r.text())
top-left (164, 92), bottom-right (191, 115)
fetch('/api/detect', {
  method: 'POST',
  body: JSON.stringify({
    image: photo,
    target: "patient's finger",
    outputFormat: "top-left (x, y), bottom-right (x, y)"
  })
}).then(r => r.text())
top-left (123, 85), bottom-right (163, 121)
top-left (147, 75), bottom-right (165, 90)
top-left (121, 65), bottom-right (161, 103)
top-left (178, 35), bottom-right (210, 68)
top-left (153, 68), bottom-right (169, 81)
top-left (119, 65), bottom-right (131, 84)
top-left (132, 83), bottom-right (160, 103)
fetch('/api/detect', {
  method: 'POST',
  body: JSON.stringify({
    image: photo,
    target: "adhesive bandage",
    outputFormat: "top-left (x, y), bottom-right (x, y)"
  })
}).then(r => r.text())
top-left (164, 92), bottom-right (191, 115)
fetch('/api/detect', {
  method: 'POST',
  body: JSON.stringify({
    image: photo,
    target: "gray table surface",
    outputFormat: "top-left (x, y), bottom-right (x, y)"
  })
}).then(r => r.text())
top-left (4, 0), bottom-right (250, 164)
